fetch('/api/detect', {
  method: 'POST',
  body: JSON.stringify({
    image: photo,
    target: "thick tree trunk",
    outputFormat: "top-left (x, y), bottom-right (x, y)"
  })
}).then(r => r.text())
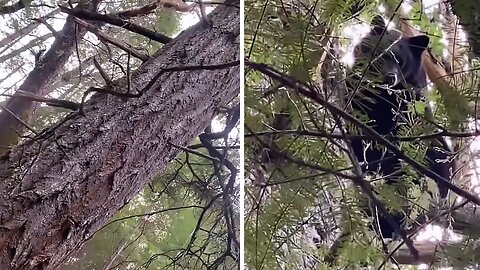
top-left (0, 3), bottom-right (239, 270)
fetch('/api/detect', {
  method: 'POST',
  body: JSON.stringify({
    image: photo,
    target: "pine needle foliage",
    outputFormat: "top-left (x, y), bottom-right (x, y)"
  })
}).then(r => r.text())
top-left (245, 0), bottom-right (480, 268)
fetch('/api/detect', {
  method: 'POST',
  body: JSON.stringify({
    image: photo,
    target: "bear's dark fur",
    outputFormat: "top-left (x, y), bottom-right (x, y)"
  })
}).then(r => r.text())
top-left (347, 16), bottom-right (454, 239)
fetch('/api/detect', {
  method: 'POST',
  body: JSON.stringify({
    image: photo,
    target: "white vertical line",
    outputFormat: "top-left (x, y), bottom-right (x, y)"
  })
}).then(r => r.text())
top-left (239, 0), bottom-right (245, 267)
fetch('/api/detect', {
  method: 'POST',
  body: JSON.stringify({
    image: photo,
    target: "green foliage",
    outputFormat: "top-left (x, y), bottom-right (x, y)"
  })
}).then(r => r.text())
top-left (245, 0), bottom-right (479, 268)
top-left (65, 146), bottom-right (238, 269)
top-left (447, 236), bottom-right (480, 268)
top-left (409, 2), bottom-right (444, 56)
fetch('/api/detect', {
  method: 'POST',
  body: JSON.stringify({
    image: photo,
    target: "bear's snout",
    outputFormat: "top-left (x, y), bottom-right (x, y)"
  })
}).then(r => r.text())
top-left (383, 72), bottom-right (398, 87)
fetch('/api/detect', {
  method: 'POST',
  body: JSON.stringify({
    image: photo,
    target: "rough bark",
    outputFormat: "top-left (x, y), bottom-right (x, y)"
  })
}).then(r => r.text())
top-left (0, 3), bottom-right (239, 270)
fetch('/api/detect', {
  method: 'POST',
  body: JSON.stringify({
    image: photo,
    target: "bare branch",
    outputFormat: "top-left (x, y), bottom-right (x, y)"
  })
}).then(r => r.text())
top-left (0, 0), bottom-right (32, 15)
top-left (75, 18), bottom-right (149, 61)
top-left (60, 6), bottom-right (172, 44)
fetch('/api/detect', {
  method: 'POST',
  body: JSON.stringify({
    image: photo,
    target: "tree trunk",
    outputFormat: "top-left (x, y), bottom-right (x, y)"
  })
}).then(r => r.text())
top-left (0, 0), bottom-right (100, 156)
top-left (448, 0), bottom-right (480, 58)
top-left (0, 3), bottom-right (239, 270)
top-left (0, 8), bottom-right (60, 49)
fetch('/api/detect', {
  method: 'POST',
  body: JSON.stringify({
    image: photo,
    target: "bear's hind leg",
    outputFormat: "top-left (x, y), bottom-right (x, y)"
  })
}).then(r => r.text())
top-left (426, 140), bottom-right (455, 199)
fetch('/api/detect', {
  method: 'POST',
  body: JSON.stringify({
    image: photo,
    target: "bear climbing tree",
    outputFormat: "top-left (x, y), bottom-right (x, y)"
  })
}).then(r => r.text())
top-left (347, 15), bottom-right (455, 239)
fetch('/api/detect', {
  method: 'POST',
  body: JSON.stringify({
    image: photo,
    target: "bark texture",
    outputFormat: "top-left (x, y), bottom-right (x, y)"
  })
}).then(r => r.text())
top-left (0, 3), bottom-right (239, 270)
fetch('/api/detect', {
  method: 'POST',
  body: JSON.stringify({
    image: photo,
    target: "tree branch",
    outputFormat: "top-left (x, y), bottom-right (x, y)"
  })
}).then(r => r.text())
top-left (0, 0), bottom-right (32, 15)
top-left (245, 60), bottom-right (480, 206)
top-left (74, 18), bottom-right (149, 61)
top-left (60, 6), bottom-right (172, 44)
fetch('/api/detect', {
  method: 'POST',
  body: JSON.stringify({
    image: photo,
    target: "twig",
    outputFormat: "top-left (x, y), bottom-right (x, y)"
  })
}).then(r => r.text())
top-left (1, 90), bottom-right (80, 111)
top-left (246, 129), bottom-right (480, 142)
top-left (93, 56), bottom-right (113, 87)
top-left (167, 140), bottom-right (220, 162)
top-left (115, 0), bottom-right (196, 18)
top-left (0, 104), bottom-right (38, 135)
top-left (75, 18), bottom-right (149, 61)
top-left (80, 60), bottom-right (240, 112)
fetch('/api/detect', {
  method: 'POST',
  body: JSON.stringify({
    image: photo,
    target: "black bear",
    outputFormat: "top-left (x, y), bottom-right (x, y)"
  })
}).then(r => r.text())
top-left (347, 16), bottom-right (455, 239)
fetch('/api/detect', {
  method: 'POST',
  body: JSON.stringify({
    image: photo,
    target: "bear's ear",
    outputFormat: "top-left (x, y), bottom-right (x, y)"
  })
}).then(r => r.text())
top-left (407, 35), bottom-right (430, 55)
top-left (371, 15), bottom-right (386, 35)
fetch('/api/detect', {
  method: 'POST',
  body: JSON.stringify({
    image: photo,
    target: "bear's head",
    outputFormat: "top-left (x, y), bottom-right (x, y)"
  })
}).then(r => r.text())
top-left (351, 15), bottom-right (430, 90)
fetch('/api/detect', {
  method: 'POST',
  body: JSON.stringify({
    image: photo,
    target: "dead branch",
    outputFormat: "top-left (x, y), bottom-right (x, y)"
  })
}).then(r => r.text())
top-left (60, 6), bottom-right (172, 44)
top-left (115, 0), bottom-right (196, 18)
top-left (0, 90), bottom-right (80, 111)
top-left (74, 18), bottom-right (149, 62)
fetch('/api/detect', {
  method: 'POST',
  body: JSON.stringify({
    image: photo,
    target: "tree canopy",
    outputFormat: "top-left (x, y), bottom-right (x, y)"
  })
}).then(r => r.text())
top-left (245, 0), bottom-right (480, 268)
